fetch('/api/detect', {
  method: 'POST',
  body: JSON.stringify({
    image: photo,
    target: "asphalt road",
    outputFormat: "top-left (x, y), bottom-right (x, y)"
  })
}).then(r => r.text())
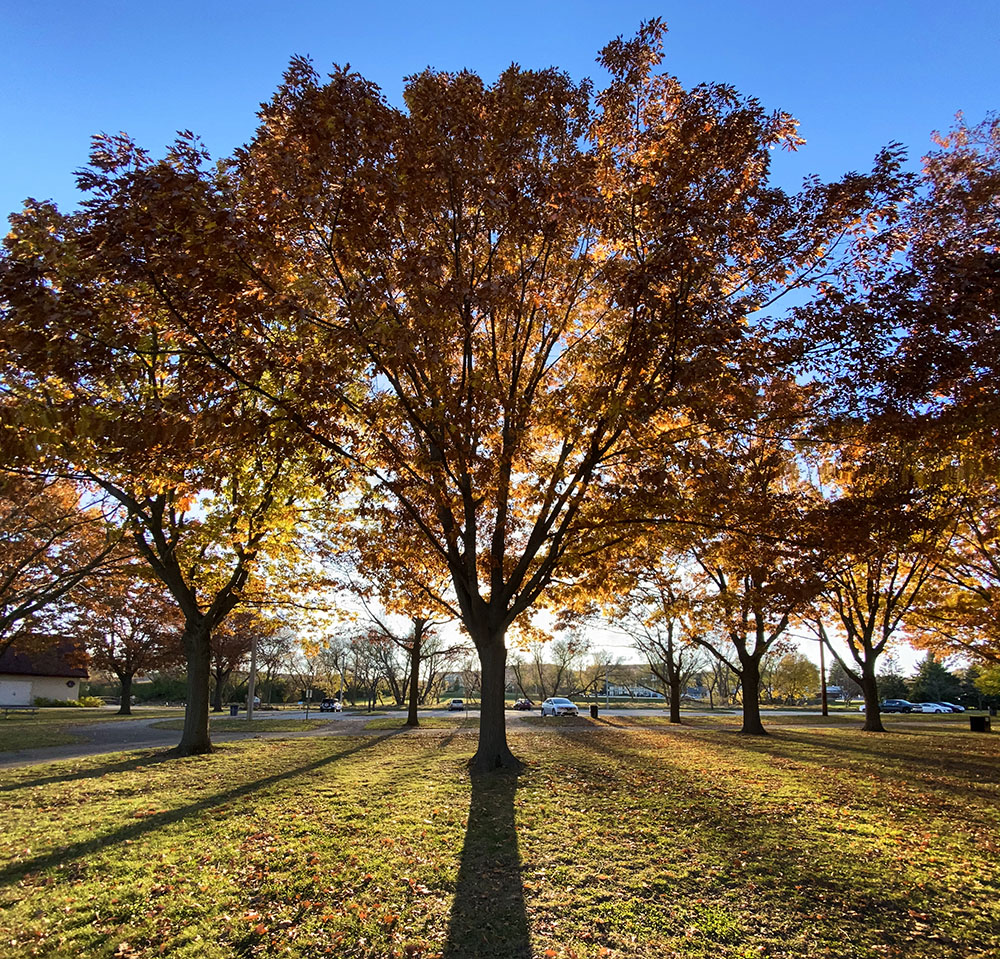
top-left (0, 704), bottom-right (827, 770)
top-left (0, 709), bottom-right (372, 769)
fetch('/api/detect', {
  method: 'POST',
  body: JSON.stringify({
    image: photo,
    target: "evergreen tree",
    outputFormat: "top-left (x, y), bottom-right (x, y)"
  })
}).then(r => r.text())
top-left (908, 654), bottom-right (962, 703)
top-left (876, 664), bottom-right (910, 700)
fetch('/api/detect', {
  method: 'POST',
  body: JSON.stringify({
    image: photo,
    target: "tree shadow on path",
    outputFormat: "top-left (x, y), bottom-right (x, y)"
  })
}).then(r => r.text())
top-left (442, 768), bottom-right (531, 959)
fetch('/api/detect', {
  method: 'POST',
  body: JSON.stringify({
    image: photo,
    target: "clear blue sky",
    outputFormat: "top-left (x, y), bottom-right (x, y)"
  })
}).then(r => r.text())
top-left (1, 0), bottom-right (997, 219)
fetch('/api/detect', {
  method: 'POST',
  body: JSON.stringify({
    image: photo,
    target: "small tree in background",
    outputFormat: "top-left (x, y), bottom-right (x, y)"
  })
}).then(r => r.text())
top-left (827, 659), bottom-right (864, 704)
top-left (78, 567), bottom-right (184, 715)
top-left (255, 629), bottom-right (295, 706)
top-left (770, 651), bottom-right (820, 704)
top-left (970, 665), bottom-right (1000, 709)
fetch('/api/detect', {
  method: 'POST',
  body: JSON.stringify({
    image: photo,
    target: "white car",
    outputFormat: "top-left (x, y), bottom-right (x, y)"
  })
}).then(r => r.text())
top-left (447, 699), bottom-right (465, 711)
top-left (540, 697), bottom-right (579, 717)
top-left (913, 702), bottom-right (949, 713)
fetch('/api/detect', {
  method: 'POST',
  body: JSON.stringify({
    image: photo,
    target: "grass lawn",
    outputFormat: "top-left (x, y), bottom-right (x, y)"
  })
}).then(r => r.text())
top-left (0, 707), bottom-right (180, 753)
top-left (151, 718), bottom-right (333, 733)
top-left (0, 721), bottom-right (998, 958)
top-left (365, 716), bottom-right (480, 730)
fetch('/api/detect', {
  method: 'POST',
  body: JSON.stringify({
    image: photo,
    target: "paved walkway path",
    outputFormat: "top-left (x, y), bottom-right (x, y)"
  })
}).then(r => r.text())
top-left (0, 711), bottom-right (381, 770)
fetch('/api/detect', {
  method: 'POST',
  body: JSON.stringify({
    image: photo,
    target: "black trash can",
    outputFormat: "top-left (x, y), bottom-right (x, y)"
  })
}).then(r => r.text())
top-left (590, 704), bottom-right (599, 719)
top-left (230, 704), bottom-right (239, 717)
top-left (990, 706), bottom-right (998, 717)
top-left (970, 715), bottom-right (991, 733)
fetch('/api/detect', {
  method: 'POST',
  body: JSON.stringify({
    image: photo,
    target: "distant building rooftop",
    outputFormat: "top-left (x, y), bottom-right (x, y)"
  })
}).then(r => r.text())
top-left (0, 644), bottom-right (88, 678)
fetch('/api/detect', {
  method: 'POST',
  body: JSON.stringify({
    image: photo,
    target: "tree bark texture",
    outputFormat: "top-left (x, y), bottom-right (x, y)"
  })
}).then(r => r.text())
top-left (176, 622), bottom-right (213, 755)
top-left (860, 663), bottom-right (886, 732)
top-left (668, 678), bottom-right (682, 724)
top-left (117, 672), bottom-right (133, 716)
top-left (739, 655), bottom-right (767, 735)
top-left (406, 623), bottom-right (424, 727)
top-left (470, 636), bottom-right (520, 772)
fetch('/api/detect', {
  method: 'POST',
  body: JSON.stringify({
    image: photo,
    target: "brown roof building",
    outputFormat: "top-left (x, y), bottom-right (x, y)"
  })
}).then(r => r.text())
top-left (0, 644), bottom-right (88, 705)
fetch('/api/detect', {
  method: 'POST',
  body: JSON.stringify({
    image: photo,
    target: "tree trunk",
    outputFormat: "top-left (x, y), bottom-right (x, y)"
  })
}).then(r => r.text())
top-left (211, 668), bottom-right (230, 712)
top-left (175, 621), bottom-right (213, 755)
top-left (668, 678), bottom-right (682, 724)
top-left (117, 672), bottom-right (133, 716)
top-left (406, 623), bottom-right (423, 727)
top-left (470, 634), bottom-right (520, 772)
top-left (739, 655), bottom-right (767, 735)
top-left (860, 662), bottom-right (886, 732)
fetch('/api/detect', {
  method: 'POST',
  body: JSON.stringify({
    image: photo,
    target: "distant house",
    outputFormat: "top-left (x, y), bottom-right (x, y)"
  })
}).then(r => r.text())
top-left (0, 645), bottom-right (88, 705)
top-left (603, 681), bottom-right (664, 699)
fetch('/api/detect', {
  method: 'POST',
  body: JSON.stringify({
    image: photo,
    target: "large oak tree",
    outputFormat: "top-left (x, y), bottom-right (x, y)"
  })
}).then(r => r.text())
top-left (76, 565), bottom-right (185, 715)
top-left (220, 24), bottom-right (904, 767)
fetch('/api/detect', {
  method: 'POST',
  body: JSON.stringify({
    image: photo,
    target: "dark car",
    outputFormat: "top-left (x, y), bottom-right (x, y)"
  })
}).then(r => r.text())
top-left (319, 698), bottom-right (342, 712)
top-left (511, 698), bottom-right (534, 710)
top-left (880, 699), bottom-right (916, 713)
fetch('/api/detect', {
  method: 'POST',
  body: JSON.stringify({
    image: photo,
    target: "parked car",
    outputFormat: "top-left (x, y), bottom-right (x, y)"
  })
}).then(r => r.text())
top-left (880, 699), bottom-right (916, 713)
top-left (933, 701), bottom-right (965, 712)
top-left (319, 698), bottom-right (342, 712)
top-left (540, 697), bottom-right (579, 717)
top-left (447, 698), bottom-right (465, 711)
top-left (511, 698), bottom-right (534, 710)
top-left (913, 702), bottom-right (949, 713)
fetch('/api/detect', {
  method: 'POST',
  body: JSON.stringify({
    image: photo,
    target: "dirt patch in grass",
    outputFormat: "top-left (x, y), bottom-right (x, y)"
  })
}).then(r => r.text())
top-left (0, 724), bottom-right (998, 958)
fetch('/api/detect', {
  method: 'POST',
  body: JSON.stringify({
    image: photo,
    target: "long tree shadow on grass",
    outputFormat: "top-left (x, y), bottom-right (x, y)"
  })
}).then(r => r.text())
top-left (767, 727), bottom-right (1000, 782)
top-left (0, 750), bottom-right (175, 794)
top-left (539, 724), bottom-right (990, 953)
top-left (0, 731), bottom-right (402, 887)
top-left (722, 727), bottom-right (1000, 815)
top-left (670, 721), bottom-right (1000, 786)
top-left (441, 768), bottom-right (531, 959)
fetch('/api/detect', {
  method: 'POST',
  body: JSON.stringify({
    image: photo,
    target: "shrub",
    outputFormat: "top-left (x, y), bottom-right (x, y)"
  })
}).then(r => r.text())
top-left (133, 673), bottom-right (188, 703)
top-left (77, 696), bottom-right (105, 708)
top-left (33, 697), bottom-right (83, 707)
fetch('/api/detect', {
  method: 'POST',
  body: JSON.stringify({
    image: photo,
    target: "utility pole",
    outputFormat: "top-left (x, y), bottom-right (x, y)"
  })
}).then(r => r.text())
top-left (818, 623), bottom-right (828, 717)
top-left (246, 631), bottom-right (258, 721)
